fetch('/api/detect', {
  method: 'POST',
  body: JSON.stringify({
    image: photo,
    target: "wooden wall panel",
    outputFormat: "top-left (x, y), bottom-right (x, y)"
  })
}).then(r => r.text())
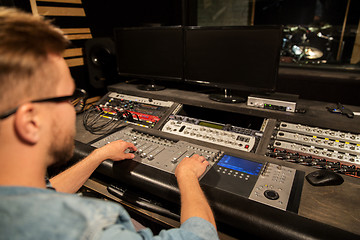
top-left (29, 0), bottom-right (92, 68)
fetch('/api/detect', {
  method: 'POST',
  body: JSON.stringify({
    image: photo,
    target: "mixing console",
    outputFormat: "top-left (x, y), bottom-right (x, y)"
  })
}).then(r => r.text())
top-left (91, 126), bottom-right (302, 212)
top-left (91, 127), bottom-right (222, 176)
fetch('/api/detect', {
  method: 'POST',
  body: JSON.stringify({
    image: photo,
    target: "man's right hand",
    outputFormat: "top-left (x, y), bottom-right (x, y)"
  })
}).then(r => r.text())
top-left (95, 140), bottom-right (137, 162)
top-left (175, 154), bottom-right (209, 180)
top-left (174, 154), bottom-right (217, 230)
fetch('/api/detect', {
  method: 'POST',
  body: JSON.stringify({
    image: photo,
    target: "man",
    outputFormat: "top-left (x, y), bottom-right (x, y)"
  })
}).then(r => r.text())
top-left (0, 7), bottom-right (218, 239)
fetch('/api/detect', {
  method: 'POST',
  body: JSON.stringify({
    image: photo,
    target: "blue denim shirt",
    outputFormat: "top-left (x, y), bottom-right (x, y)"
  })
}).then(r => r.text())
top-left (0, 186), bottom-right (219, 240)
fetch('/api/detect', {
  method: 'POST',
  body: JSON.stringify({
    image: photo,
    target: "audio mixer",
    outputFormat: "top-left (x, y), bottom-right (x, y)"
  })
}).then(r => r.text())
top-left (91, 127), bottom-right (222, 176)
top-left (161, 115), bottom-right (263, 152)
top-left (95, 91), bottom-right (180, 128)
top-left (91, 126), bottom-right (303, 212)
top-left (267, 121), bottom-right (360, 178)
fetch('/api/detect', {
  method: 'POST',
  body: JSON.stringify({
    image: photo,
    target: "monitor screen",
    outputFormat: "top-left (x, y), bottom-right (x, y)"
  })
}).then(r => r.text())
top-left (114, 26), bottom-right (183, 81)
top-left (217, 154), bottom-right (263, 176)
top-left (184, 26), bottom-right (283, 93)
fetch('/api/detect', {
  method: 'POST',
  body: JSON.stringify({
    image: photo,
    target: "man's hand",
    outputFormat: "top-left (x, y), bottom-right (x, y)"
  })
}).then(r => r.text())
top-left (175, 154), bottom-right (216, 230)
top-left (95, 140), bottom-right (137, 162)
top-left (175, 154), bottom-right (209, 179)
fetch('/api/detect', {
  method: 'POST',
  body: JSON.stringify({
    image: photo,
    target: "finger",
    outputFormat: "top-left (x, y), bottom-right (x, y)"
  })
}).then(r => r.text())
top-left (123, 153), bottom-right (135, 159)
top-left (202, 160), bottom-right (209, 167)
top-left (121, 141), bottom-right (137, 151)
top-left (127, 144), bottom-right (137, 152)
top-left (191, 154), bottom-right (200, 159)
top-left (197, 155), bottom-right (206, 162)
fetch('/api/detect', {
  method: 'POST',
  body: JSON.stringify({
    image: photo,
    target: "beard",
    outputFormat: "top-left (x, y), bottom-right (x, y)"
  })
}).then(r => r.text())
top-left (49, 133), bottom-right (74, 167)
top-left (48, 120), bottom-right (75, 168)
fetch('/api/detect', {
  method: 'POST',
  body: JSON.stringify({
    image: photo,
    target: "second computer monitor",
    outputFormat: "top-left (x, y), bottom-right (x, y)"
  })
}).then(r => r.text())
top-left (185, 26), bottom-right (283, 99)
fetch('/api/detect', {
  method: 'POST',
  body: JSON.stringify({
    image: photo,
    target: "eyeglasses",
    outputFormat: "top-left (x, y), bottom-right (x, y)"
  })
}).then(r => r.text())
top-left (0, 88), bottom-right (87, 120)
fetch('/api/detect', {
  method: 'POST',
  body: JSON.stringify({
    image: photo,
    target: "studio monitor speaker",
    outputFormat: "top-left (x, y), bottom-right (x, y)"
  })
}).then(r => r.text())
top-left (84, 38), bottom-right (117, 89)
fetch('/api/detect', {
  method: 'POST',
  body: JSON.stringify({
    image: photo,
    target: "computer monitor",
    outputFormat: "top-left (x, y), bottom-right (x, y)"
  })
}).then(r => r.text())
top-left (114, 26), bottom-right (183, 90)
top-left (184, 26), bottom-right (283, 102)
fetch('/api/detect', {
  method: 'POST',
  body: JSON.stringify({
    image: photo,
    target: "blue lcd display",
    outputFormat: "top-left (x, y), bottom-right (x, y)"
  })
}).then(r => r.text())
top-left (217, 155), bottom-right (263, 175)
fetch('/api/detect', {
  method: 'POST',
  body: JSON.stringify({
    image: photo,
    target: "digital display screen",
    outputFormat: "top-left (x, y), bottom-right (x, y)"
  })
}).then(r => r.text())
top-left (199, 121), bottom-right (224, 130)
top-left (217, 155), bottom-right (263, 175)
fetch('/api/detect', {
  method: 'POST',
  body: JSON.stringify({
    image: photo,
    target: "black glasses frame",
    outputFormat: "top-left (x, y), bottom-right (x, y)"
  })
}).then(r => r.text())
top-left (0, 88), bottom-right (87, 120)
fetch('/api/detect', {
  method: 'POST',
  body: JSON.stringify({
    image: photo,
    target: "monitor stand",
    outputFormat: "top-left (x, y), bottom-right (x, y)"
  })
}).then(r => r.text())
top-left (137, 79), bottom-right (165, 91)
top-left (209, 89), bottom-right (246, 103)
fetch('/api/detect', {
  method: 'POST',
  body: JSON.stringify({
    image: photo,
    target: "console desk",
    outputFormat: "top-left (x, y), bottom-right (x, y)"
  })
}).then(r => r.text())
top-left (74, 82), bottom-right (360, 240)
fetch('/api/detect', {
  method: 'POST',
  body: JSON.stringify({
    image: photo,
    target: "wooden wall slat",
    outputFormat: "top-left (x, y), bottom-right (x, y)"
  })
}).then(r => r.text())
top-left (65, 57), bottom-right (84, 67)
top-left (63, 48), bottom-right (83, 58)
top-left (36, 0), bottom-right (82, 4)
top-left (61, 28), bottom-right (91, 34)
top-left (37, 6), bottom-right (85, 16)
top-left (350, 19), bottom-right (360, 64)
top-left (65, 33), bottom-right (92, 40)
top-left (29, 0), bottom-right (39, 15)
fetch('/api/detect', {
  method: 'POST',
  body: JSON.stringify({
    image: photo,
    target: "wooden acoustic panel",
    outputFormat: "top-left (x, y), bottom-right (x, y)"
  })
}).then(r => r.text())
top-left (37, 6), bottom-right (85, 16)
top-left (30, 0), bottom-right (92, 67)
top-left (63, 48), bottom-right (82, 58)
top-left (65, 57), bottom-right (84, 67)
top-left (36, 0), bottom-right (82, 3)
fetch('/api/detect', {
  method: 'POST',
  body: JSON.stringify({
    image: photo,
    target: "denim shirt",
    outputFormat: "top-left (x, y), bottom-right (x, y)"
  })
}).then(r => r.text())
top-left (0, 187), bottom-right (219, 240)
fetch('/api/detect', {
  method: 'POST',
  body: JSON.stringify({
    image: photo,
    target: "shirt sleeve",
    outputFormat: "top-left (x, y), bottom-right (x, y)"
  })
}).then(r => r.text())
top-left (178, 217), bottom-right (219, 240)
top-left (101, 217), bottom-right (219, 240)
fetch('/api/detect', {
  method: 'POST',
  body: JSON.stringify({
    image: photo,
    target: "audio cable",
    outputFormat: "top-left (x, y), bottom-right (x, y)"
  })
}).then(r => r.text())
top-left (82, 104), bottom-right (132, 135)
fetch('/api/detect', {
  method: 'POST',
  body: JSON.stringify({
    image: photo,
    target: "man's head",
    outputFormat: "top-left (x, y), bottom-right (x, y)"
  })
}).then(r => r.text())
top-left (0, 7), bottom-right (76, 167)
top-left (0, 7), bottom-right (70, 112)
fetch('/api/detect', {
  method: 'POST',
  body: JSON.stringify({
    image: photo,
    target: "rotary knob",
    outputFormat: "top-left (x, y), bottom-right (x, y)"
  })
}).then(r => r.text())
top-left (264, 190), bottom-right (279, 200)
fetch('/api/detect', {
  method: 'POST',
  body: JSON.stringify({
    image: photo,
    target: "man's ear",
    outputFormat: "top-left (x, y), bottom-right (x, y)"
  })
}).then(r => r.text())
top-left (14, 103), bottom-right (40, 144)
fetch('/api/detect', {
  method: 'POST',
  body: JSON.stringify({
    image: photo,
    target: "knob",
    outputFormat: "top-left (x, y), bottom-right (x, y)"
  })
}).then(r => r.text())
top-left (264, 190), bottom-right (279, 200)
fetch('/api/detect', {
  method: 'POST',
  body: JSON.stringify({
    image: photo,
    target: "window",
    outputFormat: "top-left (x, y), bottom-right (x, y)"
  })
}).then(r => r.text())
top-left (193, 0), bottom-right (360, 69)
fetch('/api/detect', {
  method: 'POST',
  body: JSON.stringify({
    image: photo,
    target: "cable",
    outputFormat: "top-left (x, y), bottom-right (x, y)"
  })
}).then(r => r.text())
top-left (82, 104), bottom-right (130, 135)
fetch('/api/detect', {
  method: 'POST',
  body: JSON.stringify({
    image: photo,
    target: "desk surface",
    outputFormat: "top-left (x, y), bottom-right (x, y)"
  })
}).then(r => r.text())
top-left (75, 82), bottom-right (360, 239)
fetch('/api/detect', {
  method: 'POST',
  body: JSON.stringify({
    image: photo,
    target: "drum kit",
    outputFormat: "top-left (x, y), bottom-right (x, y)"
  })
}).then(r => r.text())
top-left (281, 25), bottom-right (335, 64)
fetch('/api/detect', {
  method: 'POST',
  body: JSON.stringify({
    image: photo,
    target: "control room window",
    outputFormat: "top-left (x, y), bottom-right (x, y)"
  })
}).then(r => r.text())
top-left (193, 0), bottom-right (360, 69)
